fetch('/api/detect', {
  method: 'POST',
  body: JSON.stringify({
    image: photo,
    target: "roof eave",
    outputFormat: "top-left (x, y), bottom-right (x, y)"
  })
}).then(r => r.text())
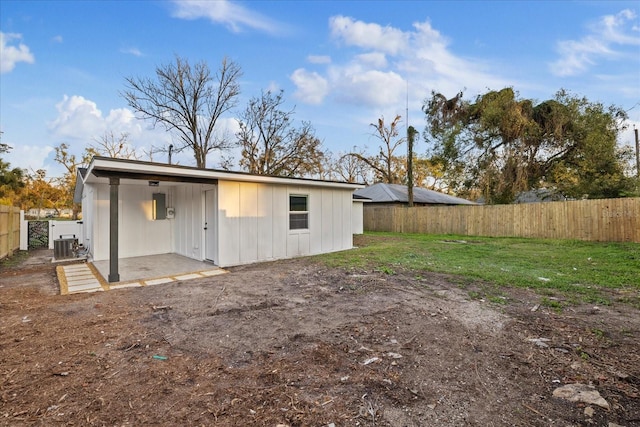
top-left (85, 157), bottom-right (364, 190)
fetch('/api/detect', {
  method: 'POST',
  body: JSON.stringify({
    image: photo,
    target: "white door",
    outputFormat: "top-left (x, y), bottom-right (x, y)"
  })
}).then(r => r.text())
top-left (204, 189), bottom-right (217, 263)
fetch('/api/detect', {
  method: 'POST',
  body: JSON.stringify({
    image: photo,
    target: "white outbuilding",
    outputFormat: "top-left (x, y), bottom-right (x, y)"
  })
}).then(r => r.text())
top-left (75, 157), bottom-right (364, 282)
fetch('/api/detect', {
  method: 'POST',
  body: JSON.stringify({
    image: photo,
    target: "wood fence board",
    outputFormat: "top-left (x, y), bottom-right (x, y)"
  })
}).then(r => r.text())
top-left (363, 198), bottom-right (640, 243)
top-left (0, 206), bottom-right (21, 260)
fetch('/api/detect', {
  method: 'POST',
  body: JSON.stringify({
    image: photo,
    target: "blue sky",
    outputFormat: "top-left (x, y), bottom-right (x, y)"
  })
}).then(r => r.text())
top-left (1, 0), bottom-right (639, 178)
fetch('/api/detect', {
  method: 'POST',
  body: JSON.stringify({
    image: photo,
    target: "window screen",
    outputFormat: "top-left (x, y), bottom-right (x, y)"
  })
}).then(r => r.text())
top-left (289, 195), bottom-right (308, 230)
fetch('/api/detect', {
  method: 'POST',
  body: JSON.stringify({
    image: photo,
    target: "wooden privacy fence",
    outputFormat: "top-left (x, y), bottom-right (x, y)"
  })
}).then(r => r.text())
top-left (0, 205), bottom-right (21, 259)
top-left (363, 197), bottom-right (640, 243)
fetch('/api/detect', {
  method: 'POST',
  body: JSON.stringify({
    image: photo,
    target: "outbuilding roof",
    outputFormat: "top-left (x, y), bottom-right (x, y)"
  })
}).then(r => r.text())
top-left (80, 156), bottom-right (364, 190)
top-left (353, 183), bottom-right (476, 205)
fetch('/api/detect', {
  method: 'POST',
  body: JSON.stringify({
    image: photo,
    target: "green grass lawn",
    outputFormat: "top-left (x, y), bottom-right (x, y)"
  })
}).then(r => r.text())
top-left (320, 232), bottom-right (640, 308)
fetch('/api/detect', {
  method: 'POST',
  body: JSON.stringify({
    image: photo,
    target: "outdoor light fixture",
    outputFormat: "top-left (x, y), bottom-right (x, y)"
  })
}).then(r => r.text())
top-left (152, 193), bottom-right (166, 220)
top-left (149, 181), bottom-right (159, 187)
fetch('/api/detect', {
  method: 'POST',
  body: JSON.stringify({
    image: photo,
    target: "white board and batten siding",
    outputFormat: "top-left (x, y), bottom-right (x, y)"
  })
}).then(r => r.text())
top-left (352, 200), bottom-right (364, 234)
top-left (216, 181), bottom-right (354, 267)
top-left (172, 184), bottom-right (211, 261)
top-left (85, 183), bottom-right (173, 261)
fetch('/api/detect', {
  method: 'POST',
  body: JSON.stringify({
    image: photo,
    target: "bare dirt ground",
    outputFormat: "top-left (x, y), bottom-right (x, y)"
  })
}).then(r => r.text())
top-left (1, 238), bottom-right (639, 427)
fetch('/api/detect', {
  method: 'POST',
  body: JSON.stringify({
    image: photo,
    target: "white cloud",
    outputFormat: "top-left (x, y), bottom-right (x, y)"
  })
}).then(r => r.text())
top-left (550, 9), bottom-right (640, 76)
top-left (329, 15), bottom-right (408, 55)
top-left (3, 144), bottom-right (53, 174)
top-left (0, 32), bottom-right (35, 73)
top-left (121, 47), bottom-right (143, 57)
top-left (355, 52), bottom-right (387, 68)
top-left (265, 80), bottom-right (280, 93)
top-left (307, 55), bottom-right (331, 64)
top-left (335, 69), bottom-right (405, 106)
top-left (48, 95), bottom-right (106, 138)
top-left (52, 35), bottom-right (63, 43)
top-left (45, 94), bottom-right (249, 168)
top-left (290, 69), bottom-right (329, 104)
top-left (171, 0), bottom-right (284, 35)
top-left (291, 16), bottom-right (509, 110)
top-left (48, 95), bottom-right (158, 146)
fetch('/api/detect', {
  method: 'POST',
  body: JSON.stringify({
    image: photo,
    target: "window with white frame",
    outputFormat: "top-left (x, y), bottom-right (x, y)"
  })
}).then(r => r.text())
top-left (289, 194), bottom-right (308, 230)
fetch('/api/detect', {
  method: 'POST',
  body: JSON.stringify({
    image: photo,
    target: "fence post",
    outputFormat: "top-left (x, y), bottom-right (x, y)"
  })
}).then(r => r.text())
top-left (19, 210), bottom-right (28, 250)
top-left (8, 207), bottom-right (14, 257)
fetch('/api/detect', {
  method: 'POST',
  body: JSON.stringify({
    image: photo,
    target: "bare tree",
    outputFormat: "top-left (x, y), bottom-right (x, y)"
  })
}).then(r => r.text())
top-left (348, 115), bottom-right (405, 184)
top-left (330, 147), bottom-right (372, 183)
top-left (122, 56), bottom-right (242, 168)
top-left (237, 90), bottom-right (326, 177)
top-left (88, 131), bottom-right (139, 159)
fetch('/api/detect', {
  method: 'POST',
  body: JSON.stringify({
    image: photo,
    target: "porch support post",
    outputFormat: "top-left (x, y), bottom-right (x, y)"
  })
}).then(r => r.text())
top-left (108, 177), bottom-right (120, 282)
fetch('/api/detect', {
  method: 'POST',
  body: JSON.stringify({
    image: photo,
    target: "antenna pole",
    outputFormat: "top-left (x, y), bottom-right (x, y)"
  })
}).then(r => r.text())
top-left (632, 126), bottom-right (639, 178)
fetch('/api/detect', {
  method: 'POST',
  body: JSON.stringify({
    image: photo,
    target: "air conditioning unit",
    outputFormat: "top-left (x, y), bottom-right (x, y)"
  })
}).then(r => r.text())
top-left (54, 237), bottom-right (77, 260)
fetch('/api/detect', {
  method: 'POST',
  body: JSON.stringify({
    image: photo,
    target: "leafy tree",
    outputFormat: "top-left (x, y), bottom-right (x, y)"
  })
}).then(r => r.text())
top-left (123, 56), bottom-right (242, 168)
top-left (349, 115), bottom-right (406, 184)
top-left (544, 91), bottom-right (634, 199)
top-left (236, 90), bottom-right (326, 177)
top-left (424, 88), bottom-right (635, 203)
top-left (0, 159), bottom-right (25, 203)
top-left (15, 169), bottom-right (65, 216)
top-left (0, 141), bottom-right (25, 204)
top-left (53, 143), bottom-right (94, 219)
top-left (0, 131), bottom-right (8, 154)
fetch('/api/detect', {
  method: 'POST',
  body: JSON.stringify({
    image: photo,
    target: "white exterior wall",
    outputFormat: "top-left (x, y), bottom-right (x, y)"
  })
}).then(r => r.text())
top-left (216, 181), bottom-right (353, 267)
top-left (81, 184), bottom-right (96, 257)
top-left (87, 183), bottom-right (173, 261)
top-left (172, 184), bottom-right (211, 261)
top-left (352, 200), bottom-right (364, 234)
top-left (82, 177), bottom-right (357, 266)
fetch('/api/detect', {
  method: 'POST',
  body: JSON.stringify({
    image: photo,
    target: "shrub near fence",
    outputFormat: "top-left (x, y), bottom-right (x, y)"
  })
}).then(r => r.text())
top-left (363, 197), bottom-right (640, 243)
top-left (0, 205), bottom-right (21, 259)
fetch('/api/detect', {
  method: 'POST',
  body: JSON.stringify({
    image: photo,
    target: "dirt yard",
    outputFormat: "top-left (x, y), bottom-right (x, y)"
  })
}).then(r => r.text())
top-left (1, 238), bottom-right (638, 426)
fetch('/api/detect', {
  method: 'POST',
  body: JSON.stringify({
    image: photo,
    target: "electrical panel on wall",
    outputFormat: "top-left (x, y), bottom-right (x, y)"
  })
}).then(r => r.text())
top-left (166, 207), bottom-right (175, 219)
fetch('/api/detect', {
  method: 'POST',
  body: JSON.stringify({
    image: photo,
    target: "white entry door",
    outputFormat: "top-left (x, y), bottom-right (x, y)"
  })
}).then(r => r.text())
top-left (204, 189), bottom-right (217, 263)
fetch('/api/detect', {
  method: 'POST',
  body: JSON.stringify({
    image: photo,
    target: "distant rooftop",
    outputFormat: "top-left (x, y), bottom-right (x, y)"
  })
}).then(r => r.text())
top-left (354, 183), bottom-right (476, 205)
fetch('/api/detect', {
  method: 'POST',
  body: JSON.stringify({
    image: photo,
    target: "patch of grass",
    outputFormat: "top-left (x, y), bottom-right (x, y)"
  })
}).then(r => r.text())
top-left (541, 297), bottom-right (565, 312)
top-left (468, 290), bottom-right (482, 300)
top-left (0, 250), bottom-right (29, 268)
top-left (320, 232), bottom-right (640, 307)
top-left (377, 266), bottom-right (396, 275)
top-left (487, 295), bottom-right (509, 305)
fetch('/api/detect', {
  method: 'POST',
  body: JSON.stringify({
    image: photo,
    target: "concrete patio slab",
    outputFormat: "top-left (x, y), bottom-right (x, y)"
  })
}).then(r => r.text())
top-left (92, 253), bottom-right (221, 283)
top-left (57, 253), bottom-right (227, 295)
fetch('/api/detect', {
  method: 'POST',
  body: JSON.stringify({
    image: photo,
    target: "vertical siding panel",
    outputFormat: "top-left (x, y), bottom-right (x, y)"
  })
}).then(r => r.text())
top-left (308, 188), bottom-right (322, 255)
top-left (173, 184), bottom-right (204, 260)
top-left (342, 191), bottom-right (353, 248)
top-left (321, 189), bottom-right (333, 252)
top-left (272, 186), bottom-right (287, 259)
top-left (218, 181), bottom-right (241, 266)
top-left (331, 190), bottom-right (342, 251)
top-left (257, 184), bottom-right (274, 261)
top-left (238, 182), bottom-right (258, 264)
